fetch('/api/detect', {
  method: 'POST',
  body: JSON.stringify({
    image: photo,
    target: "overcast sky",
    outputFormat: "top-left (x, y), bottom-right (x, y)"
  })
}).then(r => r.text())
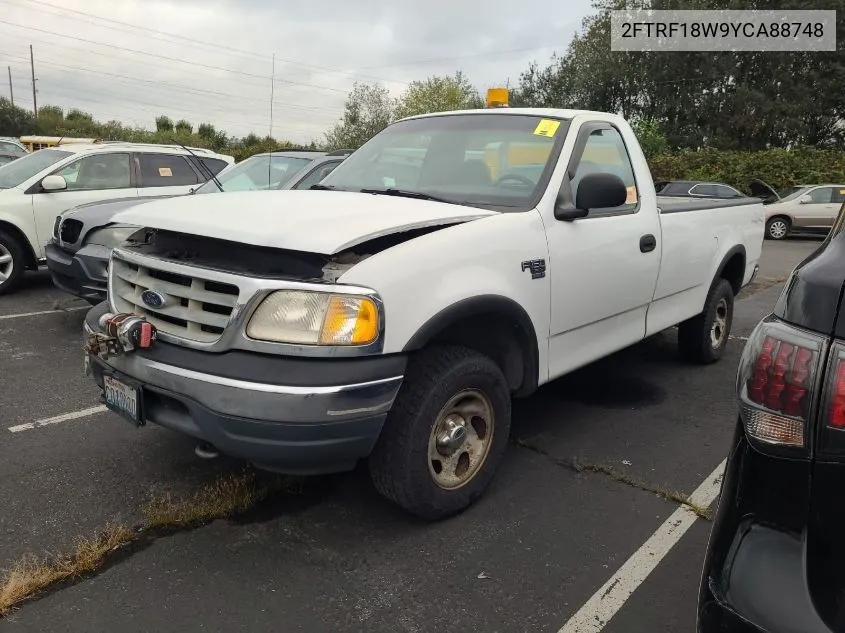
top-left (0, 0), bottom-right (593, 144)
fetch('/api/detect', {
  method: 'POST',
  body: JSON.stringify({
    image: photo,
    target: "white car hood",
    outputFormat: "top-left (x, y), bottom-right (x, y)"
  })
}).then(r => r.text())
top-left (112, 189), bottom-right (496, 254)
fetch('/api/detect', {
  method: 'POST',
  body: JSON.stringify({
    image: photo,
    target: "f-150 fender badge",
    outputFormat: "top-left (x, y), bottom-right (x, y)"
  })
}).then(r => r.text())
top-left (521, 259), bottom-right (546, 279)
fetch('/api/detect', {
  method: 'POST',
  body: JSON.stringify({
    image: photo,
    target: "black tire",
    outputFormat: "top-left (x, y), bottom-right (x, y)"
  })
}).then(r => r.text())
top-left (678, 278), bottom-right (735, 364)
top-left (0, 230), bottom-right (26, 296)
top-left (369, 345), bottom-right (511, 521)
top-left (766, 216), bottom-right (791, 240)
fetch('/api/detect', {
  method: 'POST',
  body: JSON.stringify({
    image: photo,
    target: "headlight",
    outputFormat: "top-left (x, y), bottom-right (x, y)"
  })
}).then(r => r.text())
top-left (85, 225), bottom-right (142, 248)
top-left (246, 290), bottom-right (380, 346)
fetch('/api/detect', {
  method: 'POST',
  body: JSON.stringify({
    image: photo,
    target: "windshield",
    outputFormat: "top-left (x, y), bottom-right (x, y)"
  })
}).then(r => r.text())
top-left (194, 154), bottom-right (312, 193)
top-left (0, 149), bottom-right (73, 189)
top-left (778, 186), bottom-right (812, 202)
top-left (319, 113), bottom-right (568, 210)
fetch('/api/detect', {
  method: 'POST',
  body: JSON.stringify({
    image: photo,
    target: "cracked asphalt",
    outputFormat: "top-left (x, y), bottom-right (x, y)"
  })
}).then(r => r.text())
top-left (0, 237), bottom-right (822, 632)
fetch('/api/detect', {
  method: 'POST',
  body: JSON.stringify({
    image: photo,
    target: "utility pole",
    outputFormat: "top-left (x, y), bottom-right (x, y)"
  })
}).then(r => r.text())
top-left (269, 53), bottom-right (275, 138)
top-left (30, 44), bottom-right (37, 115)
top-left (7, 66), bottom-right (13, 106)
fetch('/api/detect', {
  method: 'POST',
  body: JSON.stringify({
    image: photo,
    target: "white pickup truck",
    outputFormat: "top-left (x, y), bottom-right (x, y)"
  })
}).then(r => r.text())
top-left (83, 108), bottom-right (764, 520)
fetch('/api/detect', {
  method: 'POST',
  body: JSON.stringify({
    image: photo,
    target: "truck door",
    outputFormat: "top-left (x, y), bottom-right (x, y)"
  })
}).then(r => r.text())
top-left (544, 120), bottom-right (661, 380)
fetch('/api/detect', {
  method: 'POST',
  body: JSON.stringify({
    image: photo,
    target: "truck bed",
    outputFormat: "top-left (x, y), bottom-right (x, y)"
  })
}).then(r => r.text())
top-left (657, 196), bottom-right (765, 214)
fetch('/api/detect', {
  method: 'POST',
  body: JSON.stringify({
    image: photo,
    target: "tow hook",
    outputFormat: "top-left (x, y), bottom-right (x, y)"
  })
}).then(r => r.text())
top-left (84, 312), bottom-right (157, 359)
top-left (195, 442), bottom-right (220, 459)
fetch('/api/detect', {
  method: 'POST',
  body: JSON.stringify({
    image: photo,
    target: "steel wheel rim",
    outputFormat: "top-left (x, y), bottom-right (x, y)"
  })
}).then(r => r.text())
top-left (710, 298), bottom-right (729, 348)
top-left (769, 221), bottom-right (787, 238)
top-left (0, 243), bottom-right (12, 283)
top-left (427, 389), bottom-right (495, 490)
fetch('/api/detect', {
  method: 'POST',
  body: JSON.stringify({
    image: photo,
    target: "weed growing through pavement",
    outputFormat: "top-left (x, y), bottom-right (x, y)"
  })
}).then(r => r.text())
top-left (0, 470), bottom-right (296, 616)
top-left (515, 437), bottom-right (713, 520)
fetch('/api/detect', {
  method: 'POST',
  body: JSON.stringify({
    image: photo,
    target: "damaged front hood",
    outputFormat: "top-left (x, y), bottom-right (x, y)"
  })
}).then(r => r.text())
top-left (111, 189), bottom-right (497, 255)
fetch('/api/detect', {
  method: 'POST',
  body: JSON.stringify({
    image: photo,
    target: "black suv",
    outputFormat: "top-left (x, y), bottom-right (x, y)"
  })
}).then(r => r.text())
top-left (698, 201), bottom-right (845, 632)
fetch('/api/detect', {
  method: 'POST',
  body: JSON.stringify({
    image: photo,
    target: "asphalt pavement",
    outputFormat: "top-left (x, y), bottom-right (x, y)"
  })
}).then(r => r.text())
top-left (0, 238), bottom-right (823, 632)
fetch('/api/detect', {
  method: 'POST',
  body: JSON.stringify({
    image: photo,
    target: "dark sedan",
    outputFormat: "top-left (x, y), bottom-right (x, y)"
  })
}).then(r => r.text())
top-left (698, 201), bottom-right (845, 632)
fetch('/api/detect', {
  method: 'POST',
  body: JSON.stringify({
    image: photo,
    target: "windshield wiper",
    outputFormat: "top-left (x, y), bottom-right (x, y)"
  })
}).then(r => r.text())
top-left (359, 188), bottom-right (455, 204)
top-left (170, 139), bottom-right (224, 193)
top-left (309, 184), bottom-right (335, 190)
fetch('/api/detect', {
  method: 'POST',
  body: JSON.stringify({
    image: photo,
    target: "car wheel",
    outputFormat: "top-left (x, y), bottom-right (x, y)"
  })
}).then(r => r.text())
top-left (766, 216), bottom-right (791, 240)
top-left (0, 230), bottom-right (26, 295)
top-left (369, 345), bottom-right (511, 521)
top-left (678, 278), bottom-right (735, 364)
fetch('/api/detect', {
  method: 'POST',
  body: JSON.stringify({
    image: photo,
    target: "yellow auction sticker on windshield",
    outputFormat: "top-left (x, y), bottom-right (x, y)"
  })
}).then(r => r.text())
top-left (533, 119), bottom-right (560, 137)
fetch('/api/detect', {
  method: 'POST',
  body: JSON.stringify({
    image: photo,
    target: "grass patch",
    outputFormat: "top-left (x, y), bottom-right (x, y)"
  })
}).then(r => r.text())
top-left (516, 437), bottom-right (713, 521)
top-left (0, 470), bottom-right (296, 617)
top-left (0, 523), bottom-right (133, 616)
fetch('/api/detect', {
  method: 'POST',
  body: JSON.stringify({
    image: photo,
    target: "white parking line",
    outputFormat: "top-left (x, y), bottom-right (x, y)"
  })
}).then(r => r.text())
top-left (558, 459), bottom-right (726, 633)
top-left (8, 405), bottom-right (108, 433)
top-left (0, 306), bottom-right (88, 321)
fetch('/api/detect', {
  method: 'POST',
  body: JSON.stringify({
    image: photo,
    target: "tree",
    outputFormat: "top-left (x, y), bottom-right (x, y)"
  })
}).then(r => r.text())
top-left (513, 0), bottom-right (845, 150)
top-left (632, 119), bottom-right (669, 158)
top-left (324, 82), bottom-right (396, 150)
top-left (155, 115), bottom-right (174, 133)
top-left (0, 98), bottom-right (34, 136)
top-left (394, 71), bottom-right (483, 119)
top-left (174, 119), bottom-right (192, 134)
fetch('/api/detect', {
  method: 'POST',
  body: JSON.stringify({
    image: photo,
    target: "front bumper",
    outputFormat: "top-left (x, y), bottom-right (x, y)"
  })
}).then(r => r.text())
top-left (84, 304), bottom-right (406, 474)
top-left (45, 241), bottom-right (109, 303)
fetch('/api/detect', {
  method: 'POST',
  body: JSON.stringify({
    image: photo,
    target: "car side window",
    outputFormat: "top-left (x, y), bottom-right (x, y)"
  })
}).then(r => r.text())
top-left (809, 187), bottom-right (834, 203)
top-left (293, 161), bottom-right (341, 190)
top-left (569, 125), bottom-right (638, 215)
top-left (199, 157), bottom-right (228, 177)
top-left (55, 153), bottom-right (132, 191)
top-left (833, 188), bottom-right (845, 205)
top-left (138, 153), bottom-right (200, 187)
top-left (0, 141), bottom-right (20, 153)
top-left (715, 185), bottom-right (740, 198)
top-left (689, 184), bottom-right (714, 196)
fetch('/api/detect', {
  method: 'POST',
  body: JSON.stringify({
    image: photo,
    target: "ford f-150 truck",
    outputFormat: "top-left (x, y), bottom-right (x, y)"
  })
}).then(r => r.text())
top-left (82, 108), bottom-right (765, 520)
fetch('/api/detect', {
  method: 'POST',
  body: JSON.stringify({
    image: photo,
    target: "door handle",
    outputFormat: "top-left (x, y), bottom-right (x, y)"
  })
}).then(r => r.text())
top-left (640, 234), bottom-right (657, 253)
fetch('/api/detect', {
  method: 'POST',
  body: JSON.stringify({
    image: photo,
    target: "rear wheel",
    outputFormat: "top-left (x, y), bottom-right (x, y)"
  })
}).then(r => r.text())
top-left (678, 278), bottom-right (735, 364)
top-left (369, 345), bottom-right (511, 520)
top-left (766, 216), bottom-right (791, 240)
top-left (0, 230), bottom-right (26, 296)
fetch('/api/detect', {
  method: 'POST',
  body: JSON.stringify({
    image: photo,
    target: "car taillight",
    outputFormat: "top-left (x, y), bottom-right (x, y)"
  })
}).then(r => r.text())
top-left (824, 344), bottom-right (845, 430)
top-left (737, 316), bottom-right (826, 449)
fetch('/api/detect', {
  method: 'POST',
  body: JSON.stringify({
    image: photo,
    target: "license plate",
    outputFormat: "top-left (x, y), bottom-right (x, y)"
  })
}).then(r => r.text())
top-left (104, 375), bottom-right (140, 424)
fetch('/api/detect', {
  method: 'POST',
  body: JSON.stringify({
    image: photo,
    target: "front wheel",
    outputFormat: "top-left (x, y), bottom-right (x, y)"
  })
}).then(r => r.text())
top-left (678, 278), bottom-right (735, 364)
top-left (369, 345), bottom-right (511, 520)
top-left (766, 216), bottom-right (791, 240)
top-left (0, 230), bottom-right (26, 296)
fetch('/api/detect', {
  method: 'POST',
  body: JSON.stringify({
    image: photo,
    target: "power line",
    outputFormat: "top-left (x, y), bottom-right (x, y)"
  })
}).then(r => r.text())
top-left (0, 19), bottom-right (351, 94)
top-left (36, 85), bottom-right (323, 137)
top-left (0, 49), bottom-right (343, 114)
top-left (358, 45), bottom-right (563, 70)
top-left (9, 0), bottom-right (410, 86)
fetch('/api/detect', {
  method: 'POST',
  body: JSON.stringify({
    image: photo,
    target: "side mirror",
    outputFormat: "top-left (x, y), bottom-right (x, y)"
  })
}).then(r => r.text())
top-left (800, 195), bottom-right (813, 204)
top-left (555, 172), bottom-right (628, 221)
top-left (41, 175), bottom-right (67, 192)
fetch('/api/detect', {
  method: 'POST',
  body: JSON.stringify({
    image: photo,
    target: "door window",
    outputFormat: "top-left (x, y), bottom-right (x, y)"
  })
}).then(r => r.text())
top-left (809, 187), bottom-right (835, 203)
top-left (569, 126), bottom-right (638, 214)
top-left (293, 161), bottom-right (341, 190)
top-left (138, 153), bottom-right (200, 187)
top-left (55, 153), bottom-right (131, 190)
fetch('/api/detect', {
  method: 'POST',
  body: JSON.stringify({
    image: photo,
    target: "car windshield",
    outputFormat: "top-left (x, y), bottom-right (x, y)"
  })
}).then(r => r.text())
top-left (778, 186), bottom-right (812, 202)
top-left (0, 148), bottom-right (73, 189)
top-left (194, 155), bottom-right (312, 193)
top-left (319, 113), bottom-right (567, 210)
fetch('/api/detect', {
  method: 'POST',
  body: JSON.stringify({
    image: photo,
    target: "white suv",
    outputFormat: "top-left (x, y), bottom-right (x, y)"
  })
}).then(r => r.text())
top-left (0, 142), bottom-right (234, 294)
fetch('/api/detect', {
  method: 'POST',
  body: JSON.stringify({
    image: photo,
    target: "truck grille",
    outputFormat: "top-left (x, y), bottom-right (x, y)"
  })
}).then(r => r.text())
top-left (59, 218), bottom-right (83, 244)
top-left (110, 256), bottom-right (240, 343)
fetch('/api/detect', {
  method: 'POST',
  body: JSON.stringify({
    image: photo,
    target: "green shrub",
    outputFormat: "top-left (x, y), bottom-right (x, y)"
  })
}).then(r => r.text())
top-left (649, 147), bottom-right (845, 193)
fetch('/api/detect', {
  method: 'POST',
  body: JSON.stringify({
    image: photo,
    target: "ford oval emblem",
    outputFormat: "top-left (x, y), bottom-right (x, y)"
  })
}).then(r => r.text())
top-left (140, 290), bottom-right (167, 309)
